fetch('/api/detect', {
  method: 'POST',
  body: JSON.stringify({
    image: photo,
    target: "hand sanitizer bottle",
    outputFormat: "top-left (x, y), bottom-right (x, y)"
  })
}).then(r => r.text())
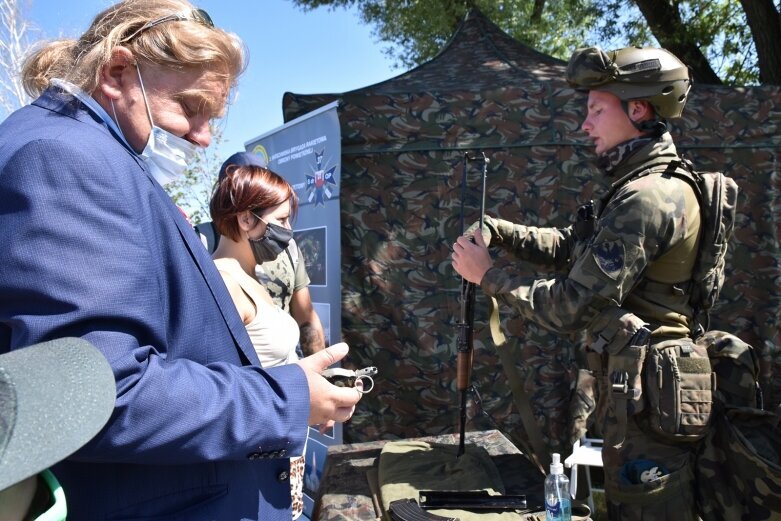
top-left (545, 453), bottom-right (571, 521)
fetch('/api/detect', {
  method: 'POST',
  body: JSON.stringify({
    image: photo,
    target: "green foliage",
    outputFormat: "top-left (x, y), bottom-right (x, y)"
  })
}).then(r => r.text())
top-left (290, 0), bottom-right (761, 85)
top-left (495, 0), bottom-right (601, 63)
top-left (292, 0), bottom-right (598, 69)
top-left (590, 0), bottom-right (757, 85)
top-left (164, 124), bottom-right (223, 225)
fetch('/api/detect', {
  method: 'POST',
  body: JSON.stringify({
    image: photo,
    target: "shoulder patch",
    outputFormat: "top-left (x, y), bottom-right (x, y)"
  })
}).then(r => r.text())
top-left (592, 239), bottom-right (625, 280)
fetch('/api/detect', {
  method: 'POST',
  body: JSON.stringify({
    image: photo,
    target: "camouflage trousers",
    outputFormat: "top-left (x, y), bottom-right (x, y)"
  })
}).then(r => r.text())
top-left (600, 417), bottom-right (699, 521)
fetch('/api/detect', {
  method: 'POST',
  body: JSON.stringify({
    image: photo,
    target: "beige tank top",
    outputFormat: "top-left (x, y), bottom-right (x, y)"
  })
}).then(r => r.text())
top-left (214, 258), bottom-right (300, 368)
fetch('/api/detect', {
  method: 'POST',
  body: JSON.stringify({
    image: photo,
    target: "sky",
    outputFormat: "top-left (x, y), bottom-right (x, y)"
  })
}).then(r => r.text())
top-left (24, 0), bottom-right (401, 163)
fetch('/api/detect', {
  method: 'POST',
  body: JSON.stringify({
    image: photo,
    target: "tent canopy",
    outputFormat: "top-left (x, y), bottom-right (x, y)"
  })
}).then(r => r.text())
top-left (283, 9), bottom-right (781, 450)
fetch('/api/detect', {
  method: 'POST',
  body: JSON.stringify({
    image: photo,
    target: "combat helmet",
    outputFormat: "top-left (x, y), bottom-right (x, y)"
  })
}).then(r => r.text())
top-left (567, 46), bottom-right (691, 119)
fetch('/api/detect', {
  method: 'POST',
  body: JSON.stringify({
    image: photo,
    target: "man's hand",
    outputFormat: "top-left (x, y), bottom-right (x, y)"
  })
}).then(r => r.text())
top-left (452, 230), bottom-right (493, 284)
top-left (464, 219), bottom-right (494, 246)
top-left (297, 342), bottom-right (362, 432)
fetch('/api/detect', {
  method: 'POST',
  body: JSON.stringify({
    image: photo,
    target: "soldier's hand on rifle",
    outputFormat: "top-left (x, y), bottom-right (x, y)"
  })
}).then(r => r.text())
top-left (452, 231), bottom-right (493, 284)
top-left (464, 219), bottom-right (493, 246)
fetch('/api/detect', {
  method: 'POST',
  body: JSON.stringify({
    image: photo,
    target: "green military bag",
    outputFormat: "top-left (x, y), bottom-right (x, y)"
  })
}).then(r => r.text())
top-left (695, 331), bottom-right (781, 520)
top-left (696, 406), bottom-right (781, 520)
top-left (699, 329), bottom-right (762, 408)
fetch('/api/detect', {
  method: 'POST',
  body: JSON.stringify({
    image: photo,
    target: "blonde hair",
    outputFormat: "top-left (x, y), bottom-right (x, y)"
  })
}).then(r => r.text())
top-left (21, 0), bottom-right (246, 100)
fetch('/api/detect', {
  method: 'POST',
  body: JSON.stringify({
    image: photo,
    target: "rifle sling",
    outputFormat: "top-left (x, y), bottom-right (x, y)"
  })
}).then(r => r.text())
top-left (488, 296), bottom-right (507, 346)
top-left (494, 342), bottom-right (551, 472)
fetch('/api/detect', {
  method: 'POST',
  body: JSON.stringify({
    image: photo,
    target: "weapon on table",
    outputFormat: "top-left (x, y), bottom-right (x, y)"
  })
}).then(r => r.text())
top-left (388, 499), bottom-right (457, 521)
top-left (456, 152), bottom-right (489, 458)
top-left (419, 490), bottom-right (530, 510)
top-left (388, 492), bottom-right (540, 521)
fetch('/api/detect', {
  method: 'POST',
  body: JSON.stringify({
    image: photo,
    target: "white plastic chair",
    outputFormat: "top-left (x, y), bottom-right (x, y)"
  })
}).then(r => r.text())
top-left (564, 436), bottom-right (604, 512)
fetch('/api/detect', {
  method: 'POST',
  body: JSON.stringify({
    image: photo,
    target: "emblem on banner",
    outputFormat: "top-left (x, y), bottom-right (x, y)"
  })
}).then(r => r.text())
top-left (250, 145), bottom-right (270, 167)
top-left (306, 149), bottom-right (337, 206)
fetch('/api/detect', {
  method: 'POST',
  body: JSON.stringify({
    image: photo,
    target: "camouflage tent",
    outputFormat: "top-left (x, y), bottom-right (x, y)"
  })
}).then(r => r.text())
top-left (282, 10), bottom-right (781, 454)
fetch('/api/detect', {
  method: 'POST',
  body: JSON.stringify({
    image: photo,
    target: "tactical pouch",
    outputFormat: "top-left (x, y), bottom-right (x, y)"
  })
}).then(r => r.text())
top-left (589, 307), bottom-right (649, 419)
top-left (568, 368), bottom-right (597, 446)
top-left (584, 351), bottom-right (608, 439)
top-left (605, 329), bottom-right (648, 417)
top-left (642, 339), bottom-right (714, 442)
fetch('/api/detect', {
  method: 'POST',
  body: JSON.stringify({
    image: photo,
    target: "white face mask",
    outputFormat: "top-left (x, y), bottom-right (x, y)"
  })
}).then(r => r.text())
top-left (135, 65), bottom-right (197, 186)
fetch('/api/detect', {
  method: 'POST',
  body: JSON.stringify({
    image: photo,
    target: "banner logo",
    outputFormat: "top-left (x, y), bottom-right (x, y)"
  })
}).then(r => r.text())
top-left (305, 149), bottom-right (337, 206)
top-left (250, 145), bottom-right (270, 166)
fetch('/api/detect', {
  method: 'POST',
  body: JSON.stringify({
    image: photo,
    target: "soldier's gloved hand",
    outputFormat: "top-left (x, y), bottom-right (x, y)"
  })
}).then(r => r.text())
top-left (464, 215), bottom-right (500, 246)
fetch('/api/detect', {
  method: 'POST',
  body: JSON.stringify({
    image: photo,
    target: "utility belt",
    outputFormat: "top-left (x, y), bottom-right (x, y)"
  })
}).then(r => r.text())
top-left (586, 307), bottom-right (714, 448)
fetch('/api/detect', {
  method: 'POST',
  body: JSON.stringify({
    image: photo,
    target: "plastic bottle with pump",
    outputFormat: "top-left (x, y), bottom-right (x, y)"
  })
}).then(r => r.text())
top-left (545, 453), bottom-right (571, 521)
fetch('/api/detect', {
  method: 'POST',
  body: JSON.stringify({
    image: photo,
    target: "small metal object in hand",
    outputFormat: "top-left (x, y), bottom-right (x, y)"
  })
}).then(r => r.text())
top-left (321, 366), bottom-right (377, 393)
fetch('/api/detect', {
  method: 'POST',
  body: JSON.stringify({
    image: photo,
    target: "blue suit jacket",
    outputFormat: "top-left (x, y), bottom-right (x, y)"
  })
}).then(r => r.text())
top-left (0, 88), bottom-right (310, 520)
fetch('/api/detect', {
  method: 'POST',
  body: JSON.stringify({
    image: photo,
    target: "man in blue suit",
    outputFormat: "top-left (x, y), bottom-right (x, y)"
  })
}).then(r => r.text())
top-left (0, 1), bottom-right (362, 519)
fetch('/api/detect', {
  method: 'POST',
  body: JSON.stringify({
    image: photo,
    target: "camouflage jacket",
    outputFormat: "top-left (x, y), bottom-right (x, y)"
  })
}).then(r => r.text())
top-left (254, 239), bottom-right (310, 312)
top-left (481, 132), bottom-right (701, 338)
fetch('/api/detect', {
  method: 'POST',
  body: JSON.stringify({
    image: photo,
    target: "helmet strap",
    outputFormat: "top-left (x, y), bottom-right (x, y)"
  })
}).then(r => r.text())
top-left (621, 99), bottom-right (667, 136)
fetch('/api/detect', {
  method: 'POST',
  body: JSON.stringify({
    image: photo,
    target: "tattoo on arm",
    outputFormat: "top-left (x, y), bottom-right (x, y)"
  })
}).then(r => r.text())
top-left (299, 322), bottom-right (325, 356)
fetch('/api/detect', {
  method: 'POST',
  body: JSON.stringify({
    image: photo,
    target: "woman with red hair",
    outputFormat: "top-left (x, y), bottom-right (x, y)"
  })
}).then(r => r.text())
top-left (210, 163), bottom-right (307, 518)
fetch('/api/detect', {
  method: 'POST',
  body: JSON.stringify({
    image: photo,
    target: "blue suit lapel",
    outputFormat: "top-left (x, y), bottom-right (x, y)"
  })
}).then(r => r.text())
top-left (155, 188), bottom-right (262, 366)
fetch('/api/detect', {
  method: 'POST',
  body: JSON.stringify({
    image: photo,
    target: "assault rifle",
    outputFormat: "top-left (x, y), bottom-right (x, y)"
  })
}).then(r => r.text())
top-left (456, 152), bottom-right (489, 457)
top-left (388, 491), bottom-right (538, 521)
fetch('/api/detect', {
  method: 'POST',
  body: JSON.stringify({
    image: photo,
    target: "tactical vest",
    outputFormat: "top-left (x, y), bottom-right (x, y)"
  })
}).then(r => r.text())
top-left (597, 160), bottom-right (701, 337)
top-left (579, 159), bottom-right (713, 446)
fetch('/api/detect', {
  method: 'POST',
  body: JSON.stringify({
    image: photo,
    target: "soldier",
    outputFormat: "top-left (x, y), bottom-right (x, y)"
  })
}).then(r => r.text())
top-left (453, 46), bottom-right (703, 520)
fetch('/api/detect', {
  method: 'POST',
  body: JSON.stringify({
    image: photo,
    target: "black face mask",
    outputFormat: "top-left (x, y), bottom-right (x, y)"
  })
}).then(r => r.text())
top-left (249, 215), bottom-right (293, 263)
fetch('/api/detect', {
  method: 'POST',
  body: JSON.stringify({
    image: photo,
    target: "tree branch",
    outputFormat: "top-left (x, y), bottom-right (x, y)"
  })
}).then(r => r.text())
top-left (531, 0), bottom-right (546, 23)
top-left (632, 0), bottom-right (722, 85)
top-left (739, 0), bottom-right (781, 85)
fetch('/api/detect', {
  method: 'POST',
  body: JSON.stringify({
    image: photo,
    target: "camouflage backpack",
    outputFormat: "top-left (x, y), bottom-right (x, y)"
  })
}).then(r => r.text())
top-left (670, 158), bottom-right (739, 334)
top-left (699, 330), bottom-right (762, 409)
top-left (695, 331), bottom-right (781, 520)
top-left (599, 157), bottom-right (738, 334)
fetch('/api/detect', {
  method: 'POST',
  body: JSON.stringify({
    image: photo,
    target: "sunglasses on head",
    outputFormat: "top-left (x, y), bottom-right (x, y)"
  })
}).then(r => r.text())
top-left (122, 7), bottom-right (214, 42)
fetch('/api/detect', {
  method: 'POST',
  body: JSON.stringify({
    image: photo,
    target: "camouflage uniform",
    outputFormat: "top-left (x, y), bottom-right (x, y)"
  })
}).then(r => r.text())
top-left (255, 238), bottom-right (309, 312)
top-left (481, 132), bottom-right (702, 520)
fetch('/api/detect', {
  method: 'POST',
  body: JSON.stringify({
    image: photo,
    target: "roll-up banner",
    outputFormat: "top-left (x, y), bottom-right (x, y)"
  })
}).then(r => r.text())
top-left (244, 101), bottom-right (341, 518)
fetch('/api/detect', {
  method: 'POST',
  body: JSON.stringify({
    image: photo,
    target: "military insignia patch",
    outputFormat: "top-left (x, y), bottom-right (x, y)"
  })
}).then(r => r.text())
top-left (592, 239), bottom-right (625, 280)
